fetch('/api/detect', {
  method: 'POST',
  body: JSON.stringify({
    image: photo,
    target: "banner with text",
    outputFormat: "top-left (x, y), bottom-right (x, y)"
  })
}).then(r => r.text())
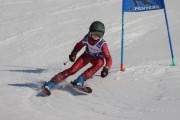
top-left (123, 0), bottom-right (164, 12)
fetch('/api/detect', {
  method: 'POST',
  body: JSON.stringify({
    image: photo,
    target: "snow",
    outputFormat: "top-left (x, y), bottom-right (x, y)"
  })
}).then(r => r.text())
top-left (0, 0), bottom-right (180, 120)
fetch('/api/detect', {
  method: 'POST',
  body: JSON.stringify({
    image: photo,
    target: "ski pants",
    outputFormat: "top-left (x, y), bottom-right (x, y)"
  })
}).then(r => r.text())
top-left (52, 52), bottom-right (104, 83)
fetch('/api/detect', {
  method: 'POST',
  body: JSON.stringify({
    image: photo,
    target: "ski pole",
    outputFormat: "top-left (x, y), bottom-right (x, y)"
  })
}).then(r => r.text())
top-left (63, 60), bottom-right (70, 65)
top-left (91, 74), bottom-right (100, 79)
top-left (94, 74), bottom-right (101, 77)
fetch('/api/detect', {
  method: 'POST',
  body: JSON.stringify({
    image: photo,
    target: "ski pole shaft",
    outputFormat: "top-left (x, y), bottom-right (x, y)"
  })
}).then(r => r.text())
top-left (94, 74), bottom-right (101, 77)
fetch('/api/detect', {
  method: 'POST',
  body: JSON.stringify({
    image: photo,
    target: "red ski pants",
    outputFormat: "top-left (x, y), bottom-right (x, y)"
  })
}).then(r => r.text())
top-left (52, 52), bottom-right (104, 83)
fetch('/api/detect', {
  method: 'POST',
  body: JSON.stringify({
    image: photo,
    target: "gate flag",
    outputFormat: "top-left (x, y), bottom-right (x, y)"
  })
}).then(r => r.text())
top-left (123, 0), bottom-right (164, 12)
top-left (120, 0), bottom-right (176, 71)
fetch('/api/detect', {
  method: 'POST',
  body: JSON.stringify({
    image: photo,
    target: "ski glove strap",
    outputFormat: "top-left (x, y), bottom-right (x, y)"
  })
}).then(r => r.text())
top-left (101, 66), bottom-right (109, 78)
top-left (69, 51), bottom-right (77, 62)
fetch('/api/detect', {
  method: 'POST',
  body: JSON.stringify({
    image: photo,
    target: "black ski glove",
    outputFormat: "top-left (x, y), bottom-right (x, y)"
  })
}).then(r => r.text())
top-left (101, 66), bottom-right (109, 78)
top-left (69, 51), bottom-right (77, 62)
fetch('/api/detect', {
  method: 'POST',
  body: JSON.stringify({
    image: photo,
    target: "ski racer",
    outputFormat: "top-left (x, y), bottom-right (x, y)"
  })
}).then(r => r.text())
top-left (43, 21), bottom-right (112, 95)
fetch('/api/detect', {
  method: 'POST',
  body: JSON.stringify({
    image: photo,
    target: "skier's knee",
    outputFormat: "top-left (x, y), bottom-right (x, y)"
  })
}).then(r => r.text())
top-left (97, 59), bottom-right (104, 67)
top-left (82, 69), bottom-right (94, 79)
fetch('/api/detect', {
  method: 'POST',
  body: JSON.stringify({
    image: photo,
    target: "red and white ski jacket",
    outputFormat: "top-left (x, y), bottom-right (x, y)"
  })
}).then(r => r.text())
top-left (72, 34), bottom-right (112, 69)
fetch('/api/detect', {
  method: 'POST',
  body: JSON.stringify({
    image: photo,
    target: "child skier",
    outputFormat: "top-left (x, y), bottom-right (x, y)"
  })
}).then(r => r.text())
top-left (43, 21), bottom-right (112, 95)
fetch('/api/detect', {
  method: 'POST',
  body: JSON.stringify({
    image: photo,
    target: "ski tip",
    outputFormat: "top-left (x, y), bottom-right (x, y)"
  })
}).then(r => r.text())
top-left (36, 88), bottom-right (51, 97)
top-left (85, 87), bottom-right (92, 93)
top-left (43, 88), bottom-right (51, 96)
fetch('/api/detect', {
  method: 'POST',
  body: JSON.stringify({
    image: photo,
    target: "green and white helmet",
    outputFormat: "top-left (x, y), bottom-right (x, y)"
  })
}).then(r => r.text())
top-left (89, 21), bottom-right (105, 38)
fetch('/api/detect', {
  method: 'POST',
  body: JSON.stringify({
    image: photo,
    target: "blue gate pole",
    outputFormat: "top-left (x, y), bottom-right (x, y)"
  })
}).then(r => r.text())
top-left (162, 0), bottom-right (175, 66)
top-left (120, 0), bottom-right (125, 71)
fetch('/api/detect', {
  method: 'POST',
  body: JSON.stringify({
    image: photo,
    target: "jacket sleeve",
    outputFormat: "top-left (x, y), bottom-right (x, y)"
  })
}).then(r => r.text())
top-left (101, 43), bottom-right (112, 69)
top-left (72, 39), bottom-right (85, 53)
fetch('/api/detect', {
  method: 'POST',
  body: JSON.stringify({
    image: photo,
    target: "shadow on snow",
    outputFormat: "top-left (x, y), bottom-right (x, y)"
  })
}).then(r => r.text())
top-left (1, 65), bottom-right (46, 74)
top-left (8, 82), bottom-right (88, 96)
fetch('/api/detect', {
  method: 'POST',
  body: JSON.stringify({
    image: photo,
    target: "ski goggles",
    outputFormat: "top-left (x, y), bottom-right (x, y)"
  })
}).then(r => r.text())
top-left (90, 31), bottom-right (103, 38)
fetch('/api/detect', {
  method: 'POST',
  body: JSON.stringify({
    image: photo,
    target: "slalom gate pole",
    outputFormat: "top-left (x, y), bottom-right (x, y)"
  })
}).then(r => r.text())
top-left (120, 0), bottom-right (125, 71)
top-left (162, 0), bottom-right (175, 66)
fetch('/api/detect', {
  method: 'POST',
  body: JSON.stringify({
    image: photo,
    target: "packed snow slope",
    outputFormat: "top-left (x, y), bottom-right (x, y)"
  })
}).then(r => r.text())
top-left (0, 0), bottom-right (180, 120)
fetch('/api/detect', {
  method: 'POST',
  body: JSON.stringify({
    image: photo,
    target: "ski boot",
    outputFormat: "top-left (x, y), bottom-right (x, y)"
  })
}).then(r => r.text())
top-left (43, 80), bottom-right (57, 96)
top-left (71, 75), bottom-right (93, 93)
top-left (71, 75), bottom-right (85, 87)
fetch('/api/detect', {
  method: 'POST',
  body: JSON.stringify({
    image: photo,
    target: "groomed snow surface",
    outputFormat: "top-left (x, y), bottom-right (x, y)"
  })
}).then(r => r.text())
top-left (0, 0), bottom-right (180, 120)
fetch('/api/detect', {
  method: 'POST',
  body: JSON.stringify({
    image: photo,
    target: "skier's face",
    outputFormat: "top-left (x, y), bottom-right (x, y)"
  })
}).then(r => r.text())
top-left (92, 35), bottom-right (101, 40)
top-left (91, 32), bottom-right (101, 40)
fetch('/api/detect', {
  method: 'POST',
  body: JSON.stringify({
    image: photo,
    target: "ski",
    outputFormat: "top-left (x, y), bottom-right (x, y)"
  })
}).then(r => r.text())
top-left (70, 81), bottom-right (92, 94)
top-left (36, 82), bottom-right (51, 97)
top-left (37, 81), bottom-right (92, 96)
top-left (37, 87), bottom-right (51, 97)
